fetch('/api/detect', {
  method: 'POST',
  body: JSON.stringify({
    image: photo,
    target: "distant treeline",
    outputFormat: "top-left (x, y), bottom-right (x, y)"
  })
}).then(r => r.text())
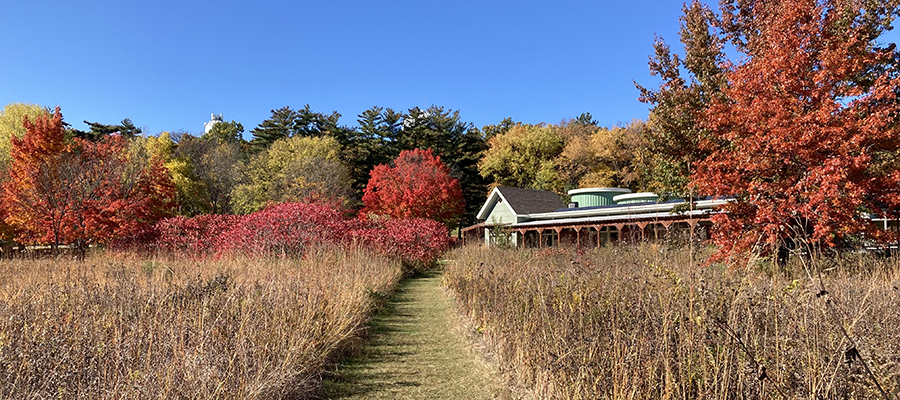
top-left (1, 103), bottom-right (655, 228)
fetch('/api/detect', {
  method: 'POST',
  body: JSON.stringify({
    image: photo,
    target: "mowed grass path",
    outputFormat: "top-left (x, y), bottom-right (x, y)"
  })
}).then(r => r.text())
top-left (324, 273), bottom-right (510, 400)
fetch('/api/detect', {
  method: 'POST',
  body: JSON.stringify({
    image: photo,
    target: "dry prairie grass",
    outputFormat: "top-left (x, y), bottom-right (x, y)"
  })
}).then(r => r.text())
top-left (0, 246), bottom-right (403, 399)
top-left (443, 245), bottom-right (900, 399)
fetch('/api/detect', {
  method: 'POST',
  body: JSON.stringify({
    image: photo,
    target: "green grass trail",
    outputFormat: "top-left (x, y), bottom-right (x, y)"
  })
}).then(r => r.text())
top-left (323, 273), bottom-right (510, 400)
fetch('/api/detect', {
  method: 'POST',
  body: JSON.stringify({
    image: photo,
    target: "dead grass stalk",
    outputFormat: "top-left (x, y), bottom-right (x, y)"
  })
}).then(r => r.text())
top-left (0, 246), bottom-right (403, 399)
top-left (443, 245), bottom-right (900, 399)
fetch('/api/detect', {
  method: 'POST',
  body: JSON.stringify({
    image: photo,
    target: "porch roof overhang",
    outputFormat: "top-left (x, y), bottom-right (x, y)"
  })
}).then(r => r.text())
top-left (508, 209), bottom-right (719, 230)
top-left (525, 198), bottom-right (728, 220)
top-left (461, 222), bottom-right (488, 233)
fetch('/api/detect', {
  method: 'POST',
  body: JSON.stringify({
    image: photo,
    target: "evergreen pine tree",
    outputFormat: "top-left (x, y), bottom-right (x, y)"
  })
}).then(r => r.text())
top-left (361, 105), bottom-right (490, 226)
top-left (71, 118), bottom-right (143, 141)
top-left (249, 107), bottom-right (299, 151)
top-left (203, 120), bottom-right (245, 144)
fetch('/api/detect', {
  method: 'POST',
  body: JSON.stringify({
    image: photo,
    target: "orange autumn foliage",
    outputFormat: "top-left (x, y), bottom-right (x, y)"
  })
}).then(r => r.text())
top-left (693, 0), bottom-right (900, 259)
top-left (1, 107), bottom-right (175, 249)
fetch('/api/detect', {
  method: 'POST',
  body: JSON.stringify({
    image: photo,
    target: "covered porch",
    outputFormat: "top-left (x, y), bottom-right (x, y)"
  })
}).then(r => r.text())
top-left (496, 215), bottom-right (712, 248)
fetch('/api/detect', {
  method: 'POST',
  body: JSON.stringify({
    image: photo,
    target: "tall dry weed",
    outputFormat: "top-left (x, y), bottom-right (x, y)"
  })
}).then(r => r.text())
top-left (0, 246), bottom-right (402, 399)
top-left (444, 245), bottom-right (900, 399)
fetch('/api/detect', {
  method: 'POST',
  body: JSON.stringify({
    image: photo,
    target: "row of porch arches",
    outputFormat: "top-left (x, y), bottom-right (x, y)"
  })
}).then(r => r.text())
top-left (498, 219), bottom-right (708, 248)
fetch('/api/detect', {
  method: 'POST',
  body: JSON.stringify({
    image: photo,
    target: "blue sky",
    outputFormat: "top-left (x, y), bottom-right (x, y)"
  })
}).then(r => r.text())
top-left (2, 1), bottom-right (898, 138)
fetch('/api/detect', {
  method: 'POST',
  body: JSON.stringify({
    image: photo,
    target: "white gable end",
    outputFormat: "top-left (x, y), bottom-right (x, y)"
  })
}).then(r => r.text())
top-left (476, 187), bottom-right (519, 226)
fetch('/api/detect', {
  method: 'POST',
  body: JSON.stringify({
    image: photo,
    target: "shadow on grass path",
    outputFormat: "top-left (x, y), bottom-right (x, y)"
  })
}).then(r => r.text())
top-left (323, 273), bottom-right (510, 400)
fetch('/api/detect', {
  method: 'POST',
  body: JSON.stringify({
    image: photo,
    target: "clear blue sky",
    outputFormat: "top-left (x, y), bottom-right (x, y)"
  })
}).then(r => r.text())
top-left (2, 1), bottom-right (898, 138)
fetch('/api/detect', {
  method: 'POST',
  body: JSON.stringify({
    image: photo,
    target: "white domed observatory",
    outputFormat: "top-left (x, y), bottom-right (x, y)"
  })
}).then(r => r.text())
top-left (204, 113), bottom-right (224, 134)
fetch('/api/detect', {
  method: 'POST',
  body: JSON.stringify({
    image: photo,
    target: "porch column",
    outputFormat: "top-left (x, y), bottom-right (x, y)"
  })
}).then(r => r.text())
top-left (636, 222), bottom-right (649, 241)
top-left (687, 219), bottom-right (698, 242)
top-left (661, 220), bottom-right (674, 241)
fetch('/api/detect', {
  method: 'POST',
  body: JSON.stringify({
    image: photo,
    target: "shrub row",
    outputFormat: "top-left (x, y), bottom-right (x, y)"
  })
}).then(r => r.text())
top-left (117, 202), bottom-right (454, 267)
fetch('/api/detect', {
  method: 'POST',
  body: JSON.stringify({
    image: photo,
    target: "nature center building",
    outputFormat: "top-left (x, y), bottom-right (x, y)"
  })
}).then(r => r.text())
top-left (462, 187), bottom-right (728, 247)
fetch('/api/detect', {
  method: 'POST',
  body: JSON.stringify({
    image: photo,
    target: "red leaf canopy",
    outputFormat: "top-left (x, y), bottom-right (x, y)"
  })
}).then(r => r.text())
top-left (1, 108), bottom-right (175, 248)
top-left (361, 148), bottom-right (465, 229)
top-left (693, 0), bottom-right (900, 258)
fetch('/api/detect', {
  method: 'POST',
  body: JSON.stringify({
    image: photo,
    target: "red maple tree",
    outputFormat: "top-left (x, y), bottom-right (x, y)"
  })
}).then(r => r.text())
top-left (361, 148), bottom-right (465, 229)
top-left (1, 108), bottom-right (175, 253)
top-left (692, 0), bottom-right (900, 259)
top-left (3, 108), bottom-right (68, 248)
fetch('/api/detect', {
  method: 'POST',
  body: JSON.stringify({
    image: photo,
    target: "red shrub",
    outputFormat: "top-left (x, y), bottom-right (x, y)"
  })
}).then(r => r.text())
top-left (350, 217), bottom-right (452, 268)
top-left (214, 202), bottom-right (348, 257)
top-left (108, 214), bottom-right (238, 255)
top-left (154, 214), bottom-right (245, 255)
top-left (117, 201), bottom-right (453, 266)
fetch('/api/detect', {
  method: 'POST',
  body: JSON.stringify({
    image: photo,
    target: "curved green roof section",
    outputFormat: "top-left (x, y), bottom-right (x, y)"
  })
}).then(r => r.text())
top-left (567, 187), bottom-right (632, 207)
top-left (613, 192), bottom-right (659, 204)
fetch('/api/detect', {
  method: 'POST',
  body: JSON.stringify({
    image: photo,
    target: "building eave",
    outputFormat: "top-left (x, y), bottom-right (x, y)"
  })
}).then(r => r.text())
top-left (510, 209), bottom-right (720, 229)
top-left (526, 198), bottom-right (729, 220)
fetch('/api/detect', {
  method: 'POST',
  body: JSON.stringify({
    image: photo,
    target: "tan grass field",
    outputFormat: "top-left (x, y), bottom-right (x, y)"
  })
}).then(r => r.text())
top-left (0, 247), bottom-right (403, 399)
top-left (444, 245), bottom-right (900, 399)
